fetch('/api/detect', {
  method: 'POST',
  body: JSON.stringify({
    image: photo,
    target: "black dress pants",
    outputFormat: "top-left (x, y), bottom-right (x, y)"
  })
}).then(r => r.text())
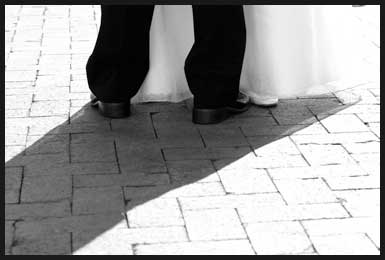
top-left (86, 5), bottom-right (246, 108)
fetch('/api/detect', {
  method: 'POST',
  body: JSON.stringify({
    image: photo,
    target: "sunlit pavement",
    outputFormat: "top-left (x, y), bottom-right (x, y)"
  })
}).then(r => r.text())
top-left (5, 5), bottom-right (380, 255)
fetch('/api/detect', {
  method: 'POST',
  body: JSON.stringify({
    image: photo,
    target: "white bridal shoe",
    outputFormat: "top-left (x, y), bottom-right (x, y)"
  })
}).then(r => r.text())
top-left (239, 92), bottom-right (279, 107)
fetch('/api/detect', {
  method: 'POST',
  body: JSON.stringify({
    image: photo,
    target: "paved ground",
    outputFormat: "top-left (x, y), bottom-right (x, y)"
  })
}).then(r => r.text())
top-left (5, 5), bottom-right (380, 255)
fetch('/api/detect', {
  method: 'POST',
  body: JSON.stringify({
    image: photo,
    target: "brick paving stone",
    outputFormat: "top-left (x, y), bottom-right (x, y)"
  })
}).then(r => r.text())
top-left (325, 175), bottom-right (379, 191)
top-left (342, 141), bottom-right (380, 154)
top-left (163, 146), bottom-right (252, 161)
top-left (111, 115), bottom-right (155, 140)
top-left (279, 97), bottom-right (341, 108)
top-left (70, 99), bottom-right (91, 108)
top-left (124, 182), bottom-right (225, 201)
top-left (358, 161), bottom-right (380, 177)
top-left (33, 87), bottom-right (70, 101)
top-left (216, 116), bottom-right (277, 127)
top-left (351, 153), bottom-right (380, 165)
top-left (15, 214), bottom-right (127, 241)
top-left (298, 144), bottom-right (355, 166)
top-left (241, 123), bottom-right (328, 137)
top-left (68, 79), bottom-right (89, 91)
top-left (21, 175), bottom-right (72, 203)
top-left (12, 234), bottom-right (71, 255)
top-left (309, 105), bottom-right (380, 118)
top-left (5, 87), bottom-right (35, 95)
top-left (156, 134), bottom-right (205, 149)
top-left (310, 234), bottom-right (379, 255)
top-left (28, 116), bottom-right (69, 135)
top-left (355, 113), bottom-right (380, 124)
top-left (248, 136), bottom-right (301, 156)
top-left (34, 74), bottom-right (70, 88)
top-left (179, 193), bottom-right (285, 211)
top-left (334, 189), bottom-right (380, 217)
top-left (238, 203), bottom-right (349, 223)
top-left (275, 179), bottom-right (338, 204)
top-left (117, 143), bottom-right (167, 173)
top-left (71, 141), bottom-right (116, 163)
top-left (291, 132), bottom-right (379, 145)
top-left (268, 164), bottom-right (368, 179)
top-left (320, 114), bottom-right (369, 133)
top-left (218, 169), bottom-right (277, 194)
top-left (73, 187), bottom-right (125, 215)
top-left (245, 222), bottom-right (314, 255)
top-left (273, 114), bottom-right (318, 126)
top-left (154, 123), bottom-right (201, 141)
top-left (135, 240), bottom-right (255, 255)
top-left (5, 221), bottom-right (14, 251)
top-left (73, 233), bottom-right (134, 255)
top-left (70, 132), bottom-right (115, 144)
top-left (5, 135), bottom-right (28, 146)
top-left (238, 105), bottom-right (271, 117)
top-left (368, 122), bottom-right (380, 138)
top-left (167, 160), bottom-right (220, 184)
top-left (5, 145), bottom-right (26, 162)
top-left (5, 94), bottom-right (33, 110)
top-left (5, 70), bottom-right (37, 82)
top-left (302, 217), bottom-right (379, 240)
top-left (214, 154), bottom-right (308, 170)
top-left (24, 161), bottom-right (119, 176)
top-left (132, 101), bottom-right (187, 114)
top-left (184, 209), bottom-right (247, 241)
top-left (25, 134), bottom-right (69, 155)
top-left (270, 102), bottom-right (314, 117)
top-left (152, 111), bottom-right (192, 129)
top-left (198, 126), bottom-right (249, 147)
top-left (5, 109), bottom-right (30, 118)
top-left (5, 201), bottom-right (71, 220)
top-left (6, 152), bottom-right (70, 169)
top-left (126, 198), bottom-right (184, 228)
top-left (74, 173), bottom-right (170, 188)
top-left (73, 226), bottom-right (188, 254)
top-left (5, 167), bottom-right (23, 204)
top-left (5, 81), bottom-right (35, 89)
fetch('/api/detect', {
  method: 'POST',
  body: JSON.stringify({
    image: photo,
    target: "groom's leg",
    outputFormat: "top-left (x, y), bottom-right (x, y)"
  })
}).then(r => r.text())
top-left (86, 5), bottom-right (155, 103)
top-left (185, 5), bottom-right (246, 109)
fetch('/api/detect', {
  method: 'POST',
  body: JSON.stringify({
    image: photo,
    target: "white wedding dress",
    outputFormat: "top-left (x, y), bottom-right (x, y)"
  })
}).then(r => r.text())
top-left (131, 5), bottom-right (368, 104)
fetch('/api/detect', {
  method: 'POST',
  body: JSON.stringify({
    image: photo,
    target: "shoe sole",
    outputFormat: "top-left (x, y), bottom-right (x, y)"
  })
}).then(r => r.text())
top-left (193, 108), bottom-right (229, 125)
top-left (226, 103), bottom-right (251, 113)
top-left (98, 102), bottom-right (131, 118)
top-left (90, 94), bottom-right (130, 118)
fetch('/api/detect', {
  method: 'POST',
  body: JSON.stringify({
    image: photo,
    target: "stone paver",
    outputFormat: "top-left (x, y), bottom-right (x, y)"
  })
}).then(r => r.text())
top-left (21, 175), bottom-right (72, 203)
top-left (310, 234), bottom-right (379, 255)
top-left (73, 187), bottom-right (125, 215)
top-left (4, 5), bottom-right (379, 255)
top-left (135, 240), bottom-right (255, 255)
top-left (245, 222), bottom-right (314, 255)
top-left (184, 209), bottom-right (247, 241)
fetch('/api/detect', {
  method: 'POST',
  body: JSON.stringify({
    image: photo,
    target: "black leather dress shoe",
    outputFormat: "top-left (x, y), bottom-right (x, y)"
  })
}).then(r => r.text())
top-left (193, 100), bottom-right (250, 125)
top-left (90, 94), bottom-right (131, 118)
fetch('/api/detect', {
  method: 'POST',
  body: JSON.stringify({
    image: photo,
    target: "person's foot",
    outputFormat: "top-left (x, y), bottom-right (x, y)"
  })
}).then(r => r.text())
top-left (248, 94), bottom-right (279, 107)
top-left (90, 94), bottom-right (131, 118)
top-left (193, 94), bottom-right (251, 125)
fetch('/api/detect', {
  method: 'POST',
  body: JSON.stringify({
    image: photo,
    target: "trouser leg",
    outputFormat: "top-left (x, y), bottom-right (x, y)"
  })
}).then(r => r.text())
top-left (86, 5), bottom-right (155, 103)
top-left (185, 5), bottom-right (246, 108)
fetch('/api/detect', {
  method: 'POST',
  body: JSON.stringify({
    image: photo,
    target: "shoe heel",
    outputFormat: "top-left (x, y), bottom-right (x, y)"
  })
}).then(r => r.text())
top-left (99, 102), bottom-right (131, 118)
top-left (193, 108), bottom-right (228, 125)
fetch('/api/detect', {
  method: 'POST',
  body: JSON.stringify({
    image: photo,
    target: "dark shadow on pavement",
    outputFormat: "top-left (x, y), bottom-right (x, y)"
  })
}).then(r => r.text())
top-left (5, 95), bottom-right (359, 255)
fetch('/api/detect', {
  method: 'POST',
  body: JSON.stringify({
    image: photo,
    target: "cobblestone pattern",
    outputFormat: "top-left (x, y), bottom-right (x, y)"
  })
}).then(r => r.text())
top-left (5, 5), bottom-right (380, 255)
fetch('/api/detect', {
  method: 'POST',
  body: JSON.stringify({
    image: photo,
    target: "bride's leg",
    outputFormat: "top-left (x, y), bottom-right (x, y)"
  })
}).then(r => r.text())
top-left (185, 5), bottom-right (246, 109)
top-left (86, 5), bottom-right (155, 103)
